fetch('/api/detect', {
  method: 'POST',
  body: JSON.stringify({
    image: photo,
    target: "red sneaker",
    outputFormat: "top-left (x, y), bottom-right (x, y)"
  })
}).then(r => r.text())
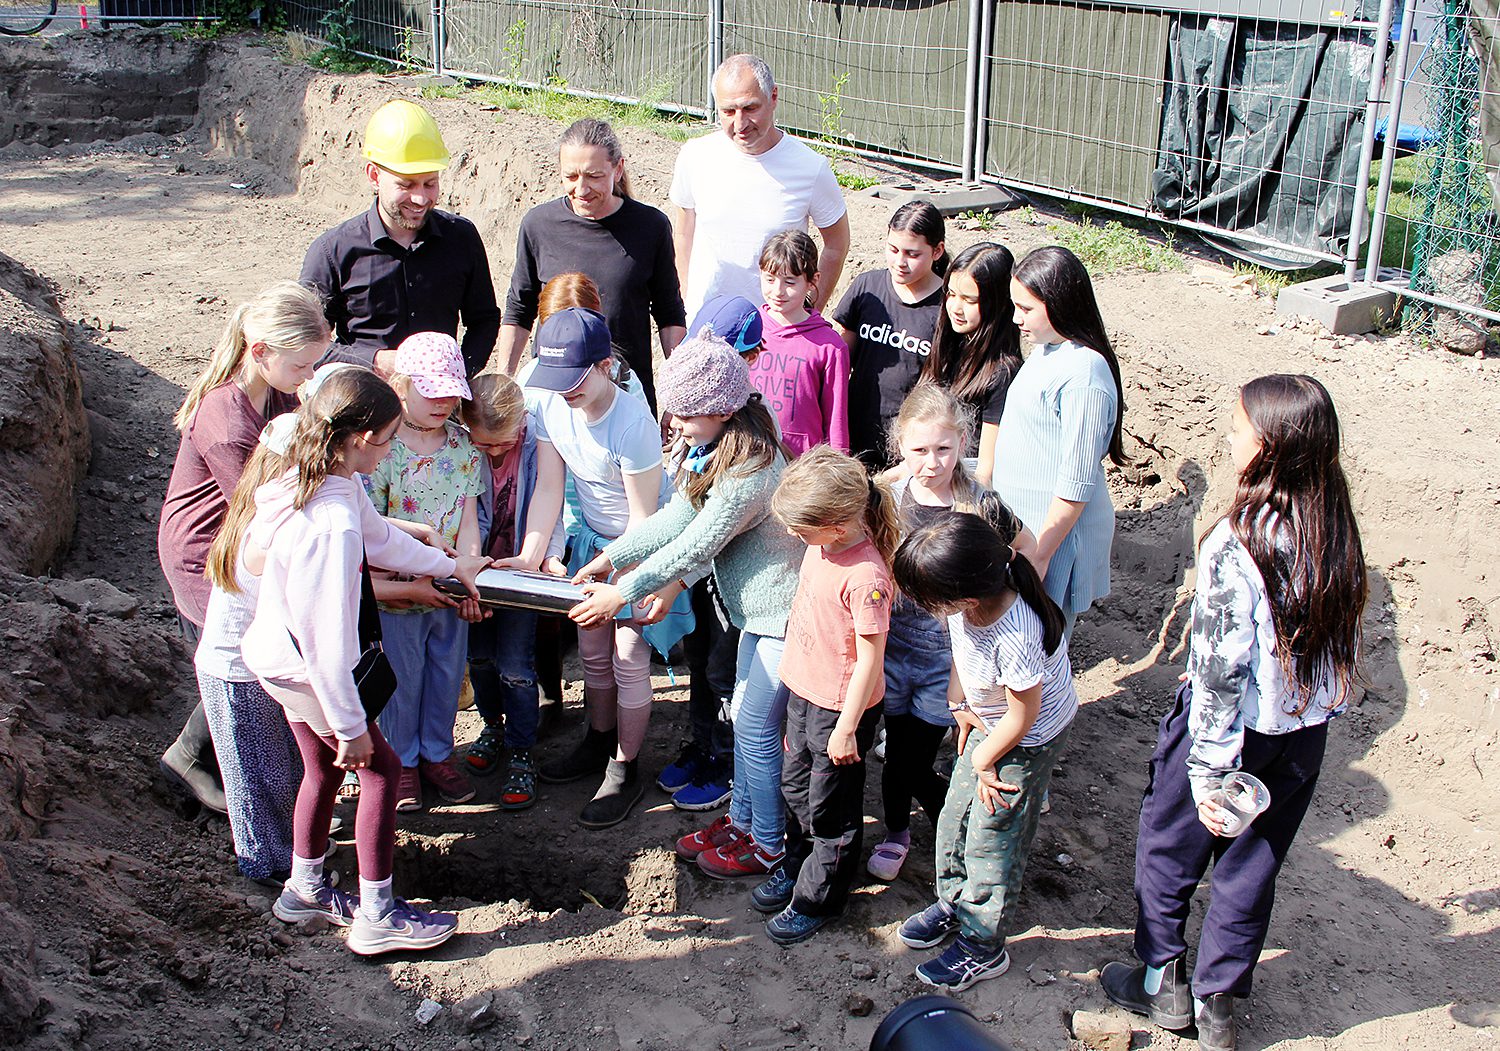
top-left (420, 757), bottom-right (477, 804)
top-left (675, 814), bottom-right (746, 861)
top-left (696, 834), bottom-right (785, 880)
top-left (395, 767), bottom-right (423, 813)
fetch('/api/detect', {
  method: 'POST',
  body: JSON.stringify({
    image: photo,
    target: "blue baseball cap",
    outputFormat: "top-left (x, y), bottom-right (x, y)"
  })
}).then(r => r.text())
top-left (690, 295), bottom-right (762, 354)
top-left (526, 307), bottom-right (613, 394)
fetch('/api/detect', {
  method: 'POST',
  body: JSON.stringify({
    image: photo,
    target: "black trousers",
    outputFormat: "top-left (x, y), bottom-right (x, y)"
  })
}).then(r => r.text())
top-left (684, 578), bottom-right (737, 763)
top-left (1133, 682), bottom-right (1328, 997)
top-left (781, 692), bottom-right (882, 917)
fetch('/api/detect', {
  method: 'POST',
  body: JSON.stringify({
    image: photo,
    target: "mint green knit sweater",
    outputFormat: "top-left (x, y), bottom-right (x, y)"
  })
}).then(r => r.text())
top-left (604, 456), bottom-right (803, 639)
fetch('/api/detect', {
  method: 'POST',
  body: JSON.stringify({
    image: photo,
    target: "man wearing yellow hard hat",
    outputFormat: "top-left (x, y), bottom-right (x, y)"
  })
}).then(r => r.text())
top-left (300, 99), bottom-right (500, 377)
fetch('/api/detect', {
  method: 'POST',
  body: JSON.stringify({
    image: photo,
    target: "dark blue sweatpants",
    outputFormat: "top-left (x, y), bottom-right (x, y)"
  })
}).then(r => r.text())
top-left (1132, 683), bottom-right (1328, 998)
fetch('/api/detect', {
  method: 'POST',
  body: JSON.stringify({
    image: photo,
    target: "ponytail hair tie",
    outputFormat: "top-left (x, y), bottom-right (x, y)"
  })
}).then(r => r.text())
top-left (867, 474), bottom-right (877, 498)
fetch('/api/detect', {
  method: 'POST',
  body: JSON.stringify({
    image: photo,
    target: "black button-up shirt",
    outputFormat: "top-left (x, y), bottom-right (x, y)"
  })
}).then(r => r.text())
top-left (300, 203), bottom-right (502, 376)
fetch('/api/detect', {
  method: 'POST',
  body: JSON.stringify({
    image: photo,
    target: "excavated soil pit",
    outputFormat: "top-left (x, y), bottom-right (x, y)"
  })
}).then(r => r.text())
top-left (0, 27), bottom-right (1497, 1051)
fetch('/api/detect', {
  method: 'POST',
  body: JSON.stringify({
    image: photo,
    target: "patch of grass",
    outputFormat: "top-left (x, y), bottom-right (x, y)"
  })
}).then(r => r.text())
top-left (1047, 217), bottom-right (1185, 274)
top-left (305, 47), bottom-right (395, 74)
top-left (836, 171), bottom-right (878, 191)
top-left (1372, 152), bottom-right (1421, 271)
top-left (418, 80), bottom-right (698, 141)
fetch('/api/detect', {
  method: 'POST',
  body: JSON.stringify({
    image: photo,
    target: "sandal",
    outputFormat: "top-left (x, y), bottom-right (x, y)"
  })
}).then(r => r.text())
top-left (465, 724), bottom-right (505, 777)
top-left (337, 770), bottom-right (361, 802)
top-left (867, 837), bottom-right (910, 881)
top-left (499, 749), bottom-right (537, 811)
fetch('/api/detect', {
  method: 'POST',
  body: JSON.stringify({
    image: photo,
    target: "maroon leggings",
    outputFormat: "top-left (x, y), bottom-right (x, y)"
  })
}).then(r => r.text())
top-left (287, 719), bottom-right (400, 881)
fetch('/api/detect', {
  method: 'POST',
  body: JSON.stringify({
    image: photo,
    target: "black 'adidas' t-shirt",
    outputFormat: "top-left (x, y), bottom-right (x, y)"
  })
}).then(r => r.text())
top-left (833, 270), bottom-right (943, 467)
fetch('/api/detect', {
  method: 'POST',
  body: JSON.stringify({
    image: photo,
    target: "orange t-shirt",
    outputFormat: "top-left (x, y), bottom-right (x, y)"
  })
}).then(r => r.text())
top-left (778, 538), bottom-right (894, 711)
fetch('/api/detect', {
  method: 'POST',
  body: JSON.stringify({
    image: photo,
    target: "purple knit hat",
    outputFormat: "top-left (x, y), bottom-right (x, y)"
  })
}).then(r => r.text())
top-left (659, 327), bottom-right (752, 418)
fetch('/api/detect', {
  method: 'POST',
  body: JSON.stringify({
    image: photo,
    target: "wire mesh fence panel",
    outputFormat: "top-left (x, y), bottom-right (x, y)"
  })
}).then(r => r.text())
top-left (981, 2), bottom-right (1168, 207)
top-left (1366, 0), bottom-right (1500, 330)
top-left (441, 0), bottom-right (709, 111)
top-left (721, 0), bottom-right (972, 169)
top-left (285, 0), bottom-right (433, 65)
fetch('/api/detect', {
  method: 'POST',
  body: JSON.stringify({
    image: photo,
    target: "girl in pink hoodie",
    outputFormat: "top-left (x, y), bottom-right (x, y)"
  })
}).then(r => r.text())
top-left (751, 231), bottom-right (850, 458)
top-left (241, 367), bottom-right (488, 956)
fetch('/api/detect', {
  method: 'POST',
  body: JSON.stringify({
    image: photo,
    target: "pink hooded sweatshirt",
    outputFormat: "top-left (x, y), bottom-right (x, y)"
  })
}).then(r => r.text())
top-left (240, 470), bottom-right (456, 741)
top-left (750, 307), bottom-right (850, 458)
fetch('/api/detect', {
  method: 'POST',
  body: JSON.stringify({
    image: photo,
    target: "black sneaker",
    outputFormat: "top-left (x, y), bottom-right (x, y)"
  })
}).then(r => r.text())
top-left (751, 865), bottom-right (797, 914)
top-left (538, 727), bottom-right (616, 785)
top-left (1100, 956), bottom-right (1194, 1031)
top-left (1195, 993), bottom-right (1236, 1051)
top-left (578, 758), bottom-right (644, 829)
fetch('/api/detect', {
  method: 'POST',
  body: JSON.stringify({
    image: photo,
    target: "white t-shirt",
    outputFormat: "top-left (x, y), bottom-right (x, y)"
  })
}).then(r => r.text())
top-left (532, 386), bottom-right (666, 538)
top-left (948, 599), bottom-right (1077, 748)
top-left (669, 130), bottom-right (847, 322)
top-left (196, 561), bottom-right (259, 683)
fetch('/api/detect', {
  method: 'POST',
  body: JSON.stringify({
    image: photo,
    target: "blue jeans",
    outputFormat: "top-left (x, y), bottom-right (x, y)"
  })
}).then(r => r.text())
top-left (377, 607), bottom-right (467, 768)
top-left (882, 598), bottom-right (955, 727)
top-left (467, 607), bottom-right (540, 750)
top-left (726, 632), bottom-right (789, 849)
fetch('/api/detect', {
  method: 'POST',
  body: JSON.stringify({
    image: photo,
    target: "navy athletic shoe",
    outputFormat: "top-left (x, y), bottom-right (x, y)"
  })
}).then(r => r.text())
top-left (751, 866), bottom-right (797, 914)
top-left (671, 755), bottom-right (732, 811)
top-left (898, 900), bottom-right (959, 949)
top-left (915, 936), bottom-right (1011, 991)
top-left (766, 905), bottom-right (834, 946)
top-left (656, 742), bottom-right (709, 794)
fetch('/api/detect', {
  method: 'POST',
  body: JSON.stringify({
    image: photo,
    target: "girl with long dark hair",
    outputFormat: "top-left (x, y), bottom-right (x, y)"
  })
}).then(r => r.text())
top-left (920, 242), bottom-right (1023, 486)
top-left (832, 201), bottom-right (950, 467)
top-left (1101, 375), bottom-right (1367, 1051)
top-left (993, 245), bottom-right (1126, 637)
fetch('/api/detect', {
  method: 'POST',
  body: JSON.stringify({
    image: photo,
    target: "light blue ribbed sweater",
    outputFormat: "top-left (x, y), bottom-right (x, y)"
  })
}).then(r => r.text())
top-left (993, 339), bottom-right (1118, 616)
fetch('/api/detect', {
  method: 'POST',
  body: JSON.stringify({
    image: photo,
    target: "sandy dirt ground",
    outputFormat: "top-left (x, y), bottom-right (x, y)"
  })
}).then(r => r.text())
top-left (0, 30), bottom-right (1498, 1051)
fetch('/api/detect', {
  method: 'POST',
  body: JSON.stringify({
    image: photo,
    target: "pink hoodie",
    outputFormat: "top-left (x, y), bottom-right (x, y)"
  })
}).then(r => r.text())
top-left (750, 307), bottom-right (850, 458)
top-left (240, 471), bottom-right (456, 741)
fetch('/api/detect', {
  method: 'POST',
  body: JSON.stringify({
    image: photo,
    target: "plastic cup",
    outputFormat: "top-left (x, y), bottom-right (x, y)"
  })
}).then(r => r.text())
top-left (1207, 772), bottom-right (1271, 837)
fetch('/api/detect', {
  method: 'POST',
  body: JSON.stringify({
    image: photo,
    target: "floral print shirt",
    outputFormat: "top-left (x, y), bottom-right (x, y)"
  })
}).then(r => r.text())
top-left (364, 421), bottom-right (483, 550)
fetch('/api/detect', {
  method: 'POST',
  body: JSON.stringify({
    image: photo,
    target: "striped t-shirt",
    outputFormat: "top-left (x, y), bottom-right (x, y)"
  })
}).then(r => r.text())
top-left (947, 598), bottom-right (1077, 747)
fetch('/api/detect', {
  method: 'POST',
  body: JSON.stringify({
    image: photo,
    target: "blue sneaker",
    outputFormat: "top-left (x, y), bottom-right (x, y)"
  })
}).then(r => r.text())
top-left (656, 742), bottom-right (708, 794)
top-left (766, 905), bottom-right (834, 946)
top-left (898, 900), bottom-right (959, 949)
top-left (671, 755), bottom-right (732, 811)
top-left (915, 935), bottom-right (1011, 990)
top-left (751, 865), bottom-right (797, 914)
top-left (272, 876), bottom-right (358, 927)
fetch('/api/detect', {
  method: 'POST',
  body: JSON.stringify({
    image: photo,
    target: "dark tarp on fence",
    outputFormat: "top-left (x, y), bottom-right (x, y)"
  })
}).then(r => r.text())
top-left (1152, 15), bottom-right (1376, 259)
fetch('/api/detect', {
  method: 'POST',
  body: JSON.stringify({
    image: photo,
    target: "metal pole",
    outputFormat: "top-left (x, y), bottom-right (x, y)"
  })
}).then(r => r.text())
top-left (975, 0), bottom-right (993, 180)
top-left (1364, 0), bottom-right (1421, 278)
top-left (960, 0), bottom-right (983, 185)
top-left (708, 0), bottom-right (724, 119)
top-left (1344, 0), bottom-right (1399, 283)
top-left (430, 0), bottom-right (444, 75)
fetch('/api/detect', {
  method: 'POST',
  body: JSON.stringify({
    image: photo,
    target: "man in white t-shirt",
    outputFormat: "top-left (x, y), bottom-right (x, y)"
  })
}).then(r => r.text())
top-left (670, 54), bottom-right (851, 327)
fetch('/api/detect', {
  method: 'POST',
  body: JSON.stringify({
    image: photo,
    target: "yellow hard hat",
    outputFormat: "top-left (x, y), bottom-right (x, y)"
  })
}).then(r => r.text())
top-left (361, 100), bottom-right (451, 175)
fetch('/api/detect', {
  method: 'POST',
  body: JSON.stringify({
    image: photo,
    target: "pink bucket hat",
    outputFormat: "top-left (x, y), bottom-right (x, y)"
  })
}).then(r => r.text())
top-left (394, 331), bottom-right (471, 400)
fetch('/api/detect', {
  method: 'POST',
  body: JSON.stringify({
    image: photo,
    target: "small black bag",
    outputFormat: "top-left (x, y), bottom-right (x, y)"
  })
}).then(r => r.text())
top-left (288, 548), bottom-right (398, 722)
top-left (350, 551), bottom-right (397, 721)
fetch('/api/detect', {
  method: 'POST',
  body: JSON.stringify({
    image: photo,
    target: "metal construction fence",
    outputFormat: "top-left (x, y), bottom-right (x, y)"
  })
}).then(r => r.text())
top-left (270, 0), bottom-right (1500, 326)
